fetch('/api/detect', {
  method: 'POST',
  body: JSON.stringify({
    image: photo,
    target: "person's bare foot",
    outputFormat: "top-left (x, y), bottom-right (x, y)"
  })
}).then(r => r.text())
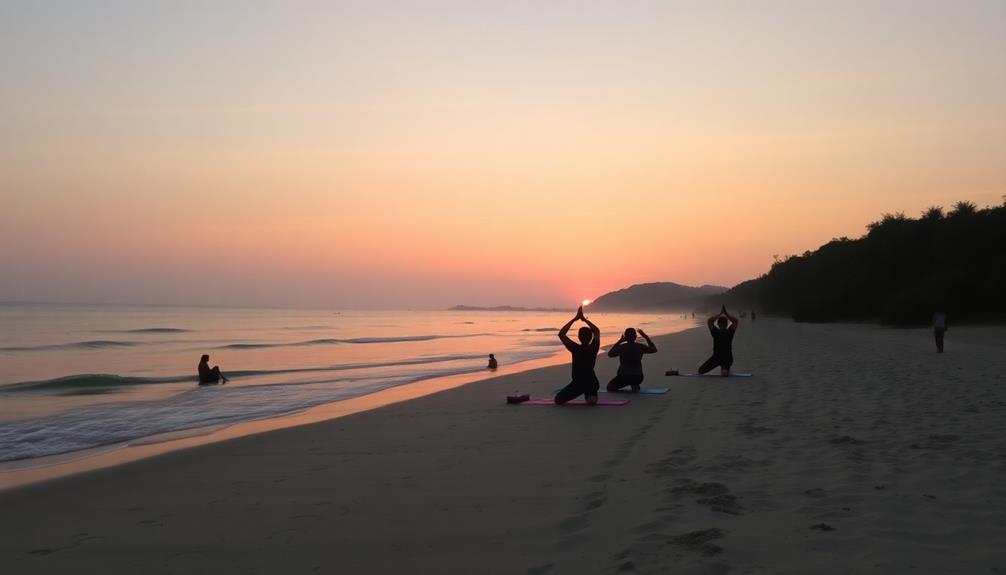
top-left (585, 395), bottom-right (598, 405)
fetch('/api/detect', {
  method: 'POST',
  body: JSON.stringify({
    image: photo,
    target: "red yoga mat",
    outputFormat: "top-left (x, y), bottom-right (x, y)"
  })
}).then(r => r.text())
top-left (519, 399), bottom-right (629, 406)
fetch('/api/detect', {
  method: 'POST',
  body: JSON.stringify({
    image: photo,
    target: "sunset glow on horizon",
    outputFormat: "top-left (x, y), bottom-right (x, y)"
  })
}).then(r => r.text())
top-left (2, 1), bottom-right (1004, 309)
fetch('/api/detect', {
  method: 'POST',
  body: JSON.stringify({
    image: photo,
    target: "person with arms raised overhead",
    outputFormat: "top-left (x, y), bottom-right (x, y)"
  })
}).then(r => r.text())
top-left (698, 305), bottom-right (738, 376)
top-left (607, 328), bottom-right (657, 392)
top-left (198, 354), bottom-right (229, 385)
top-left (554, 306), bottom-right (601, 405)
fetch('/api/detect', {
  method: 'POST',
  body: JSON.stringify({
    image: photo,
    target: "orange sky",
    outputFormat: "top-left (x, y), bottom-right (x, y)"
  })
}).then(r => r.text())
top-left (1, 2), bottom-right (1004, 308)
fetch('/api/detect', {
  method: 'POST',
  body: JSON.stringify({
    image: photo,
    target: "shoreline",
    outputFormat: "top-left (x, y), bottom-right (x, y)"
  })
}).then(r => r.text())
top-left (0, 349), bottom-right (571, 490)
top-left (0, 321), bottom-right (698, 490)
top-left (3, 319), bottom-right (1003, 573)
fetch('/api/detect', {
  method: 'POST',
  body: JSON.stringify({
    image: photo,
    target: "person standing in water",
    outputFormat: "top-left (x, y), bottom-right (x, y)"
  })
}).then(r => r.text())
top-left (198, 354), bottom-right (229, 385)
top-left (606, 328), bottom-right (657, 392)
top-left (933, 310), bottom-right (948, 353)
top-left (698, 305), bottom-right (738, 376)
top-left (487, 353), bottom-right (498, 369)
top-left (555, 306), bottom-right (601, 405)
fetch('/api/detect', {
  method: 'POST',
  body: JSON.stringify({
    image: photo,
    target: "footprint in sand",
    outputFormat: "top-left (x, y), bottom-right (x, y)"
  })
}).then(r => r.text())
top-left (583, 494), bottom-right (607, 511)
top-left (829, 435), bottom-right (866, 445)
top-left (670, 481), bottom-right (744, 515)
top-left (555, 513), bottom-right (590, 533)
top-left (669, 528), bottom-right (726, 556)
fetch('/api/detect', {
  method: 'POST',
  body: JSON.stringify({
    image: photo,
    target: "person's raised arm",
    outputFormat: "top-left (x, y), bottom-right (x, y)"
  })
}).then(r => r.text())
top-left (582, 315), bottom-right (601, 349)
top-left (608, 333), bottom-right (626, 357)
top-left (559, 307), bottom-right (583, 349)
top-left (638, 328), bottom-right (658, 353)
top-left (707, 313), bottom-right (718, 333)
top-left (721, 305), bottom-right (739, 332)
top-left (558, 315), bottom-right (577, 348)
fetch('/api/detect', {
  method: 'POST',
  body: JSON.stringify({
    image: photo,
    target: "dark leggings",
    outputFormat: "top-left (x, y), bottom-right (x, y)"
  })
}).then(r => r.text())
top-left (607, 373), bottom-right (644, 392)
top-left (698, 354), bottom-right (733, 374)
top-left (934, 328), bottom-right (945, 352)
top-left (554, 376), bottom-right (600, 404)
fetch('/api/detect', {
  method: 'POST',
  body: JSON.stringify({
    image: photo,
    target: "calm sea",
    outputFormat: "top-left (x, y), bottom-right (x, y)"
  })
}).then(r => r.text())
top-left (0, 303), bottom-right (693, 464)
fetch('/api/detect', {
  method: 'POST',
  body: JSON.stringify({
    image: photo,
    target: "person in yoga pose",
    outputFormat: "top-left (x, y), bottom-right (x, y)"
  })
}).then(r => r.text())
top-left (698, 305), bottom-right (738, 376)
top-left (606, 328), bottom-right (657, 392)
top-left (554, 306), bottom-right (601, 404)
top-left (198, 354), bottom-right (229, 385)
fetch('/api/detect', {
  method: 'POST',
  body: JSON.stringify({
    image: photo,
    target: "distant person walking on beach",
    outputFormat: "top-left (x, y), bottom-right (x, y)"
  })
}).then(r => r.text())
top-left (698, 305), bottom-right (738, 376)
top-left (555, 306), bottom-right (601, 404)
top-left (933, 310), bottom-right (948, 353)
top-left (198, 354), bottom-right (229, 385)
top-left (607, 328), bottom-right (657, 392)
top-left (487, 353), bottom-right (498, 369)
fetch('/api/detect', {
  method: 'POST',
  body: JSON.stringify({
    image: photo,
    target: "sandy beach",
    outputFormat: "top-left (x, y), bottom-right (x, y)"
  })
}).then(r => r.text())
top-left (2, 319), bottom-right (1004, 574)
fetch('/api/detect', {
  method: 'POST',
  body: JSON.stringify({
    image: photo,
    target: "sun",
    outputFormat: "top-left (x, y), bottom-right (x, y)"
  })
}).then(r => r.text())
top-left (581, 299), bottom-right (591, 306)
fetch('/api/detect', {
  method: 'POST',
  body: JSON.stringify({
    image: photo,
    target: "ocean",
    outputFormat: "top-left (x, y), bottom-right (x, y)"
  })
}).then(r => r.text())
top-left (0, 303), bottom-right (693, 465)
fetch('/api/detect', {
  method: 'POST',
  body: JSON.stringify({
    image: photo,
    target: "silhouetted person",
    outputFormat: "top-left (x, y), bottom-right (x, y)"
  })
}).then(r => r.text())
top-left (933, 310), bottom-right (947, 353)
top-left (487, 353), bottom-right (498, 369)
top-left (198, 354), bottom-right (228, 385)
top-left (751, 311), bottom-right (757, 322)
top-left (607, 328), bottom-right (657, 392)
top-left (698, 305), bottom-right (738, 376)
top-left (555, 306), bottom-right (600, 405)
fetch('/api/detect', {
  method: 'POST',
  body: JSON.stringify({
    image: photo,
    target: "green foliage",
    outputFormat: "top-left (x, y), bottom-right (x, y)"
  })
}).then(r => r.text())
top-left (721, 202), bottom-right (1006, 324)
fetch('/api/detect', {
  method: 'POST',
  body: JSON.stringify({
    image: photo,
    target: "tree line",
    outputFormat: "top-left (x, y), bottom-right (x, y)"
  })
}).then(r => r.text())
top-left (718, 200), bottom-right (1006, 324)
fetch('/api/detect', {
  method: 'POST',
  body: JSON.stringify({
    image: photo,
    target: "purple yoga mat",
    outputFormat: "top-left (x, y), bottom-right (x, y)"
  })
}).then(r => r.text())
top-left (520, 399), bottom-right (629, 406)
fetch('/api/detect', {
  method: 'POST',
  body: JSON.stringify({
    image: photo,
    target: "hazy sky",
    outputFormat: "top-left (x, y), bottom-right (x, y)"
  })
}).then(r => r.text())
top-left (2, 1), bottom-right (1004, 308)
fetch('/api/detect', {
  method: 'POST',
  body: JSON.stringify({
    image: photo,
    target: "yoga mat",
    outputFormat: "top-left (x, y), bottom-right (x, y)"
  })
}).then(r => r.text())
top-left (666, 372), bottom-right (752, 378)
top-left (605, 387), bottom-right (669, 394)
top-left (520, 399), bottom-right (630, 406)
top-left (554, 387), bottom-right (670, 395)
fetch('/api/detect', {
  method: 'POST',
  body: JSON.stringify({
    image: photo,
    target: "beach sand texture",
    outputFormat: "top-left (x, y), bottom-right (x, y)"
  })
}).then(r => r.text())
top-left (2, 319), bottom-right (1004, 574)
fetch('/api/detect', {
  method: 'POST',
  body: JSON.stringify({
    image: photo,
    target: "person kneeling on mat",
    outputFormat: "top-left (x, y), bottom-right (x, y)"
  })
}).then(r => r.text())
top-left (607, 328), bottom-right (657, 392)
top-left (698, 305), bottom-right (738, 376)
top-left (555, 306), bottom-right (601, 405)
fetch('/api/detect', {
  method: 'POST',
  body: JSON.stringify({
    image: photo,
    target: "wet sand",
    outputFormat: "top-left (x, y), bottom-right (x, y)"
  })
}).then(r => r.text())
top-left (2, 319), bottom-right (1004, 574)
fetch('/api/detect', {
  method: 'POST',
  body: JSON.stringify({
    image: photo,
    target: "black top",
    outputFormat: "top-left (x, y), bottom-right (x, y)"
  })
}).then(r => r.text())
top-left (564, 338), bottom-right (600, 380)
top-left (711, 327), bottom-right (734, 357)
top-left (198, 361), bottom-right (215, 383)
top-left (612, 341), bottom-right (648, 375)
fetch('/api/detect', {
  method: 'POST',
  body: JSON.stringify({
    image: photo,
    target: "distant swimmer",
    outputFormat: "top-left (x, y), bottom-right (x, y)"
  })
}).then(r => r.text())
top-left (698, 305), bottom-right (738, 376)
top-left (487, 353), bottom-right (498, 369)
top-left (555, 306), bottom-right (601, 405)
top-left (198, 354), bottom-right (229, 385)
top-left (606, 328), bottom-right (657, 392)
top-left (932, 310), bottom-right (947, 353)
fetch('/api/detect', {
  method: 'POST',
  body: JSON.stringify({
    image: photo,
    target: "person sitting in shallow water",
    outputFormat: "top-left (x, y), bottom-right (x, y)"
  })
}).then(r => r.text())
top-left (198, 354), bottom-right (229, 385)
top-left (607, 328), bottom-right (657, 392)
top-left (487, 353), bottom-right (498, 369)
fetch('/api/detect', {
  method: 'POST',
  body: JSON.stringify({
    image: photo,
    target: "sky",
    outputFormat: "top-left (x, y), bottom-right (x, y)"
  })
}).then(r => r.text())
top-left (1, 0), bottom-right (1004, 309)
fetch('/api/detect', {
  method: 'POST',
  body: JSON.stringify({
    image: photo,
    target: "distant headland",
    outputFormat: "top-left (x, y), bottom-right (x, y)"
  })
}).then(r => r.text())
top-left (448, 305), bottom-right (569, 312)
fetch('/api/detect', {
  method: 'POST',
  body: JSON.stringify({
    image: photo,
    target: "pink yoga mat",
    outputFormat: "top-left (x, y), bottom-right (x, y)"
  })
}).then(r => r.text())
top-left (520, 399), bottom-right (629, 406)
